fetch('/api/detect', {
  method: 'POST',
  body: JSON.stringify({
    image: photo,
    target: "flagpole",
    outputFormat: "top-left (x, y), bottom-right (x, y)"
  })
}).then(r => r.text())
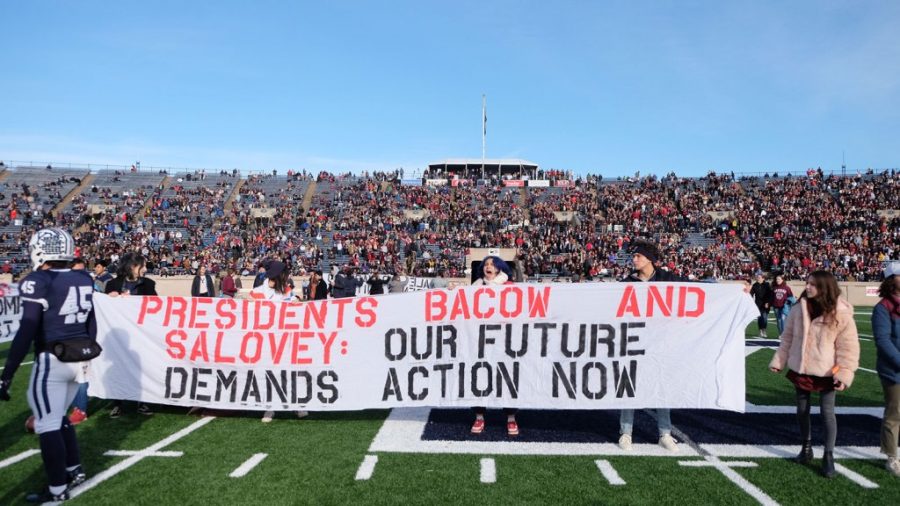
top-left (482, 94), bottom-right (486, 180)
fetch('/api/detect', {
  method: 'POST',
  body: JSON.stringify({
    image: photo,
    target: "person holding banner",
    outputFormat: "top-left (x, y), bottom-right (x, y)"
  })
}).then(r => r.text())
top-left (872, 261), bottom-right (900, 477)
top-left (251, 260), bottom-right (309, 423)
top-left (470, 255), bottom-right (519, 436)
top-left (617, 239), bottom-right (682, 451)
top-left (0, 228), bottom-right (94, 502)
top-left (105, 252), bottom-right (157, 418)
top-left (769, 270), bottom-right (860, 478)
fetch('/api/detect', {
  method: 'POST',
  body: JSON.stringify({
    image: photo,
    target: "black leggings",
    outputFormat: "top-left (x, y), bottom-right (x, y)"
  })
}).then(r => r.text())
top-left (796, 387), bottom-right (837, 451)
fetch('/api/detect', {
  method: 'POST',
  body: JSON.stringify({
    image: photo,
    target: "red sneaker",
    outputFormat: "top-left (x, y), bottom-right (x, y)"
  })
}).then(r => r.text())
top-left (470, 418), bottom-right (485, 434)
top-left (507, 420), bottom-right (519, 436)
top-left (69, 408), bottom-right (88, 425)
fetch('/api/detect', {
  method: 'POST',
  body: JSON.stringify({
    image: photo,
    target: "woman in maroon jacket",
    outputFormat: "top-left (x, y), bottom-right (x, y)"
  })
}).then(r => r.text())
top-left (220, 268), bottom-right (238, 298)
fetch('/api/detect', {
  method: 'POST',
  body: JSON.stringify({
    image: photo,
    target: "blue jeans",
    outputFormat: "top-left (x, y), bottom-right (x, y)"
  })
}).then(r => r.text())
top-left (774, 306), bottom-right (789, 334)
top-left (620, 409), bottom-right (672, 436)
top-left (757, 307), bottom-right (769, 332)
top-left (70, 382), bottom-right (88, 412)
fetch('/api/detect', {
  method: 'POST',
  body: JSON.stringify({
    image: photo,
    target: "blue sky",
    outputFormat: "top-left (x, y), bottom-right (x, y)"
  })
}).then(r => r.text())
top-left (1, 1), bottom-right (898, 177)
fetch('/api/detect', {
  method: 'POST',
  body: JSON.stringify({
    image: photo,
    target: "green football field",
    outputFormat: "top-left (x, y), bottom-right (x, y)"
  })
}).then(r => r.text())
top-left (1, 308), bottom-right (897, 505)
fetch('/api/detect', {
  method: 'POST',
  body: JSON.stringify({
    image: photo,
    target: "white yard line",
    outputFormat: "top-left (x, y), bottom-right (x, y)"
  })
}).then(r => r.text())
top-left (59, 416), bottom-right (216, 503)
top-left (669, 423), bottom-right (780, 506)
top-left (858, 366), bottom-right (878, 374)
top-left (480, 457), bottom-right (496, 483)
top-left (595, 459), bottom-right (626, 485)
top-left (229, 453), bottom-right (268, 478)
top-left (0, 360), bottom-right (34, 373)
top-left (678, 460), bottom-right (757, 468)
top-left (0, 449), bottom-right (40, 469)
top-left (834, 463), bottom-right (879, 489)
top-left (103, 450), bottom-right (183, 458)
top-left (354, 455), bottom-right (379, 481)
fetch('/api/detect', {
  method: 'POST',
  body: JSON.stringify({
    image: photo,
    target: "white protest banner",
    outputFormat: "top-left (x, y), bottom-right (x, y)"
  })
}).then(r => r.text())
top-left (90, 283), bottom-right (756, 412)
top-left (0, 282), bottom-right (22, 343)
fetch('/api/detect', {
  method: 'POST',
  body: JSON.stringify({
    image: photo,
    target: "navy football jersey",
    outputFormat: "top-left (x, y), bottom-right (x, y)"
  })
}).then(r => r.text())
top-left (19, 269), bottom-right (94, 344)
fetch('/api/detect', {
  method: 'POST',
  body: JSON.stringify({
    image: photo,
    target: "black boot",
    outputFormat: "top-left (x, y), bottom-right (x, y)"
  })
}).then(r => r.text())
top-left (795, 441), bottom-right (813, 464)
top-left (822, 451), bottom-right (836, 478)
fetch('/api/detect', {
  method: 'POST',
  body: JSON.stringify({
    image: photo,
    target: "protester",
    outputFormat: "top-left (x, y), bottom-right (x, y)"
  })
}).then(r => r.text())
top-left (304, 270), bottom-right (329, 300)
top-left (750, 274), bottom-right (774, 337)
top-left (220, 268), bottom-right (238, 298)
top-left (67, 259), bottom-right (89, 425)
top-left (251, 260), bottom-right (308, 422)
top-left (92, 259), bottom-right (113, 294)
top-left (469, 255), bottom-right (519, 436)
top-left (872, 261), bottom-right (900, 477)
top-left (771, 275), bottom-right (794, 334)
top-left (388, 272), bottom-right (407, 293)
top-left (769, 270), bottom-right (860, 478)
top-left (105, 252), bottom-right (157, 418)
top-left (617, 239), bottom-right (684, 452)
top-left (253, 264), bottom-right (267, 288)
top-left (366, 271), bottom-right (388, 295)
top-left (332, 265), bottom-right (363, 298)
top-left (190, 265), bottom-right (216, 297)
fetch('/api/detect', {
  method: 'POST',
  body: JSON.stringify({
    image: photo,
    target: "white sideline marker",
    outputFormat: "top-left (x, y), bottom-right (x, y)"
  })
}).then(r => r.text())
top-left (355, 455), bottom-right (378, 481)
top-left (104, 450), bottom-right (183, 458)
top-left (63, 416), bottom-right (216, 502)
top-left (230, 453), bottom-right (268, 478)
top-left (834, 463), bottom-right (879, 489)
top-left (595, 459), bottom-right (626, 485)
top-left (0, 449), bottom-right (40, 469)
top-left (480, 458), bottom-right (496, 484)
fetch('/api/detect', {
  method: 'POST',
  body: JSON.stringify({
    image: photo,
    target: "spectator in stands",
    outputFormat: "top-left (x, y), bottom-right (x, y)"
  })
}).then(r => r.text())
top-left (771, 275), bottom-right (794, 334)
top-left (191, 265), bottom-right (216, 297)
top-left (252, 260), bottom-right (308, 422)
top-left (332, 265), bottom-right (362, 298)
top-left (105, 252), bottom-right (157, 418)
top-left (220, 267), bottom-right (238, 298)
top-left (470, 255), bottom-right (520, 437)
top-left (751, 274), bottom-right (774, 337)
top-left (872, 261), bottom-right (900, 477)
top-left (769, 270), bottom-right (860, 478)
top-left (304, 270), bottom-right (329, 300)
top-left (617, 239), bottom-right (682, 452)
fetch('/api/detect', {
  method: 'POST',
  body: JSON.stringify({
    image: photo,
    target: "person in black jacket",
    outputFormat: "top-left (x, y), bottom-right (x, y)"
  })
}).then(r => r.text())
top-left (105, 252), bottom-right (157, 417)
top-left (190, 265), bottom-right (216, 297)
top-left (617, 239), bottom-right (684, 452)
top-left (750, 273), bottom-right (774, 337)
top-left (303, 270), bottom-right (329, 300)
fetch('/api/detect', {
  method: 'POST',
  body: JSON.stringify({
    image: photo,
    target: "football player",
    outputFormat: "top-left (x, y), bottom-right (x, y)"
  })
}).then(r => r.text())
top-left (0, 228), bottom-right (97, 502)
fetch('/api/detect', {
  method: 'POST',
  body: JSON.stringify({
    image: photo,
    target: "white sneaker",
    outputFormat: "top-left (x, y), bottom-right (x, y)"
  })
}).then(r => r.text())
top-left (296, 410), bottom-right (309, 419)
top-left (659, 433), bottom-right (679, 452)
top-left (887, 456), bottom-right (900, 477)
top-left (618, 433), bottom-right (633, 451)
top-left (261, 410), bottom-right (274, 423)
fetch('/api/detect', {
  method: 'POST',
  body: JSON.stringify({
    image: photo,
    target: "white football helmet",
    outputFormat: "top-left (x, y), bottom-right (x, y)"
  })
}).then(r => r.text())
top-left (28, 228), bottom-right (76, 270)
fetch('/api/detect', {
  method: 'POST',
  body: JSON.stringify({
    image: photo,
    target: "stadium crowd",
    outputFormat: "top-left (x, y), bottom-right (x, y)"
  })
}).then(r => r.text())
top-left (0, 165), bottom-right (897, 283)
